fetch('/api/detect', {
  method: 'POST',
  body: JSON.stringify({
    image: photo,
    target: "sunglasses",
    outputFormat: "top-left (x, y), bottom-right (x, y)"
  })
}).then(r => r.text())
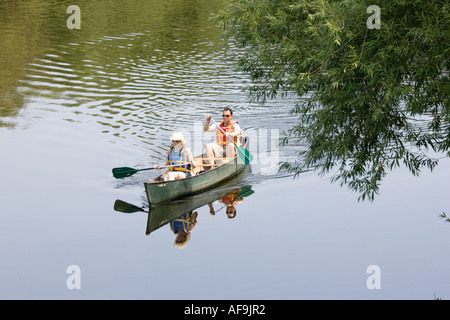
top-left (172, 140), bottom-right (181, 143)
top-left (222, 114), bottom-right (231, 117)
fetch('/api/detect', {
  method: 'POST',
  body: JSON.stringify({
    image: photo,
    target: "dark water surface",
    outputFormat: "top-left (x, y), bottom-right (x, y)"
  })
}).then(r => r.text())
top-left (0, 0), bottom-right (449, 299)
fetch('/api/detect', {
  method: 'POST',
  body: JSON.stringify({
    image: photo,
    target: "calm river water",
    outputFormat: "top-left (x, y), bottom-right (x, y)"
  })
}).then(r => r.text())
top-left (0, 0), bottom-right (449, 300)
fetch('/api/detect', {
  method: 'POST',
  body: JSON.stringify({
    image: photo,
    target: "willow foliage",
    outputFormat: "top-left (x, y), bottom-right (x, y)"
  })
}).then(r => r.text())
top-left (215, 0), bottom-right (450, 200)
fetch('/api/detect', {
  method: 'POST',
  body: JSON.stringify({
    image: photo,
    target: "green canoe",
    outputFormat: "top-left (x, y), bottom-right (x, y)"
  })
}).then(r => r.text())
top-left (144, 137), bottom-right (251, 207)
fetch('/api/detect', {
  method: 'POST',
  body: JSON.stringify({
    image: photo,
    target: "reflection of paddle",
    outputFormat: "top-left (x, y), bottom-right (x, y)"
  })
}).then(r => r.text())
top-left (210, 118), bottom-right (253, 165)
top-left (112, 164), bottom-right (189, 179)
top-left (238, 185), bottom-right (255, 198)
top-left (113, 199), bottom-right (147, 214)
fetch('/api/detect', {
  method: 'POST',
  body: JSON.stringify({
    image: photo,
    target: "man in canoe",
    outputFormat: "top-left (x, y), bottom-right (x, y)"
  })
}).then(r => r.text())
top-left (154, 132), bottom-right (196, 181)
top-left (204, 107), bottom-right (243, 168)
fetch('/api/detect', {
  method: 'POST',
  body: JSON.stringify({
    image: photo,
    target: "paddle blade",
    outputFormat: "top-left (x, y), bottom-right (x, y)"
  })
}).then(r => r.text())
top-left (239, 189), bottom-right (255, 198)
top-left (114, 199), bottom-right (146, 213)
top-left (112, 167), bottom-right (139, 179)
top-left (236, 146), bottom-right (253, 165)
top-left (238, 185), bottom-right (255, 198)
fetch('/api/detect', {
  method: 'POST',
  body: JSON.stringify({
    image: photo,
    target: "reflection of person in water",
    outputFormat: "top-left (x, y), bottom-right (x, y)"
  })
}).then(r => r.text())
top-left (170, 211), bottom-right (198, 249)
top-left (209, 189), bottom-right (244, 219)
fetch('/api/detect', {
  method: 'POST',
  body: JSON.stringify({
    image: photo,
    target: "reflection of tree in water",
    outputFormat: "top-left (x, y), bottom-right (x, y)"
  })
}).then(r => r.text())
top-left (0, 1), bottom-right (50, 127)
top-left (0, 0), bottom-right (225, 128)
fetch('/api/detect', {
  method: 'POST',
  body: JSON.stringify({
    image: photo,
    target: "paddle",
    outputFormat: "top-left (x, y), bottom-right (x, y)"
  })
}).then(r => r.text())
top-left (112, 164), bottom-right (190, 179)
top-left (210, 118), bottom-right (253, 165)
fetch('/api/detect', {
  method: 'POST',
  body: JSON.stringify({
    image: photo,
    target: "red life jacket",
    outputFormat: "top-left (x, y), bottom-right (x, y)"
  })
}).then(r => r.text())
top-left (216, 120), bottom-right (242, 146)
top-left (221, 190), bottom-right (241, 203)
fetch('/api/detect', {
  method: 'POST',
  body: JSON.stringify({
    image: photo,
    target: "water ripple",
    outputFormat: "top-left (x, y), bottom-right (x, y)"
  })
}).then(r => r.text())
top-left (18, 28), bottom-right (299, 182)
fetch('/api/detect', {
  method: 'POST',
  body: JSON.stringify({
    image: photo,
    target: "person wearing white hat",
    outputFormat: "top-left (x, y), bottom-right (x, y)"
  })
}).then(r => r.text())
top-left (154, 132), bottom-right (196, 181)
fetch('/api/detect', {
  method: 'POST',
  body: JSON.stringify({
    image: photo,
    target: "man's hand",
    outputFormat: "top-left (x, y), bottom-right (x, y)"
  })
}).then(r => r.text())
top-left (204, 115), bottom-right (212, 132)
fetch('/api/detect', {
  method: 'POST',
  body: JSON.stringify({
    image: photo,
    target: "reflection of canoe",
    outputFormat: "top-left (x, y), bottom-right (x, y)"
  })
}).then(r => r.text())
top-left (146, 168), bottom-right (253, 236)
top-left (144, 137), bottom-right (251, 207)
